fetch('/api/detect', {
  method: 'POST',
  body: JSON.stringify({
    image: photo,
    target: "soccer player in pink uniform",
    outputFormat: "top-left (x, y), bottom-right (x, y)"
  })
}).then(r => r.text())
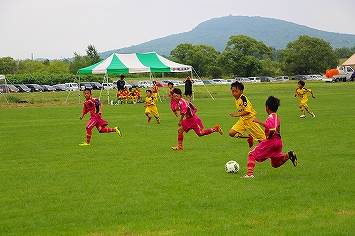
top-left (171, 88), bottom-right (223, 150)
top-left (79, 88), bottom-right (121, 146)
top-left (168, 82), bottom-right (179, 116)
top-left (242, 96), bottom-right (297, 178)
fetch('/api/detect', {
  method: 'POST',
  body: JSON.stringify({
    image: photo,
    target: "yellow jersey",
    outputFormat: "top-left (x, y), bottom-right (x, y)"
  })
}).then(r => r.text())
top-left (235, 94), bottom-right (256, 120)
top-left (295, 87), bottom-right (312, 104)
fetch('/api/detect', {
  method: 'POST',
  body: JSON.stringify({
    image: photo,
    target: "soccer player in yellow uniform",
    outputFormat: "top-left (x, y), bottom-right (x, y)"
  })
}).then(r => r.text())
top-left (144, 89), bottom-right (160, 124)
top-left (229, 81), bottom-right (266, 148)
top-left (294, 80), bottom-right (316, 118)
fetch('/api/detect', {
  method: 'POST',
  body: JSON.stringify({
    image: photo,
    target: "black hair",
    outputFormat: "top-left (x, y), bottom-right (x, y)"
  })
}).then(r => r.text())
top-left (146, 89), bottom-right (152, 93)
top-left (168, 82), bottom-right (174, 86)
top-left (298, 80), bottom-right (305, 86)
top-left (84, 88), bottom-right (92, 94)
top-left (172, 88), bottom-right (182, 95)
top-left (120, 74), bottom-right (125, 79)
top-left (266, 96), bottom-right (280, 112)
top-left (231, 81), bottom-right (244, 91)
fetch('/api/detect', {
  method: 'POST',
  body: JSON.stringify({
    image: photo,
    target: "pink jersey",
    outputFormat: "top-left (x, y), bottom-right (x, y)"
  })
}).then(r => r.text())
top-left (82, 97), bottom-right (100, 117)
top-left (82, 97), bottom-right (108, 130)
top-left (178, 98), bottom-right (197, 118)
top-left (264, 113), bottom-right (281, 139)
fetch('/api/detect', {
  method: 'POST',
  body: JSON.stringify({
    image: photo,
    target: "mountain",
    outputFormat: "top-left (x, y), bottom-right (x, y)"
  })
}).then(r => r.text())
top-left (100, 15), bottom-right (355, 58)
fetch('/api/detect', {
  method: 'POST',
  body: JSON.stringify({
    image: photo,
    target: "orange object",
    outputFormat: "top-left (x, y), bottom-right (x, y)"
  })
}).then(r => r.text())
top-left (326, 69), bottom-right (339, 78)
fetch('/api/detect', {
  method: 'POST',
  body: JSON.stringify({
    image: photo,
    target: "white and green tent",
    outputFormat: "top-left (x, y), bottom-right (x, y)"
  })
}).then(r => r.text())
top-left (78, 52), bottom-right (192, 74)
top-left (76, 52), bottom-right (194, 103)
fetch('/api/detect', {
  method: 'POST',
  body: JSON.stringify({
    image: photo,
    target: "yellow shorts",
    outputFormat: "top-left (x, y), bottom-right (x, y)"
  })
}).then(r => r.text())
top-left (231, 118), bottom-right (266, 141)
top-left (145, 105), bottom-right (159, 118)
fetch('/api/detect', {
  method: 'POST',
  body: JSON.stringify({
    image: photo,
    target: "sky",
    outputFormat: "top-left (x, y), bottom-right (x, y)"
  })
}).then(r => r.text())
top-left (1, 0), bottom-right (355, 60)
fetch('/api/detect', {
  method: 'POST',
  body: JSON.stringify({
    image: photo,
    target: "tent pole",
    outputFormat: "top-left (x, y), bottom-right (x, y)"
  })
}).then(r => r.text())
top-left (78, 74), bottom-right (81, 103)
top-left (192, 67), bottom-right (214, 100)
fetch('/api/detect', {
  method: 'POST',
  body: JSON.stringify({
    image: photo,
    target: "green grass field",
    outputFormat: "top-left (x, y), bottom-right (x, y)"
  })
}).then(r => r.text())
top-left (1, 81), bottom-right (354, 235)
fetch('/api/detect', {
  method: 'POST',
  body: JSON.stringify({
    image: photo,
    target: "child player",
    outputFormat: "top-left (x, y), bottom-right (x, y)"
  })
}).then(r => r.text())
top-left (242, 96), bottom-right (297, 178)
top-left (79, 88), bottom-right (121, 146)
top-left (168, 82), bottom-right (179, 116)
top-left (144, 89), bottom-right (160, 124)
top-left (171, 88), bottom-right (223, 150)
top-left (229, 81), bottom-right (266, 148)
top-left (152, 81), bottom-right (159, 102)
top-left (295, 80), bottom-right (316, 118)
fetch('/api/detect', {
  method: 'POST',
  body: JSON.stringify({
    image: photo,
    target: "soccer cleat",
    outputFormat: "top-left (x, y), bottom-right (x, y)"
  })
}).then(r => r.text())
top-left (171, 146), bottom-right (183, 150)
top-left (214, 124), bottom-right (223, 135)
top-left (247, 134), bottom-right (254, 148)
top-left (157, 120), bottom-right (161, 124)
top-left (241, 174), bottom-right (255, 178)
top-left (288, 151), bottom-right (298, 167)
top-left (79, 142), bottom-right (90, 146)
top-left (147, 117), bottom-right (151, 123)
top-left (311, 113), bottom-right (316, 118)
top-left (300, 114), bottom-right (306, 118)
top-left (115, 127), bottom-right (122, 136)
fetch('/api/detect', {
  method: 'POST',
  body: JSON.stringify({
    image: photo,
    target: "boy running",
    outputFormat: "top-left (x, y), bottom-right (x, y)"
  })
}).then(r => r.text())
top-left (79, 88), bottom-right (121, 146)
top-left (242, 96), bottom-right (297, 178)
top-left (168, 82), bottom-right (179, 116)
top-left (144, 89), bottom-right (160, 124)
top-left (295, 80), bottom-right (316, 118)
top-left (229, 81), bottom-right (266, 148)
top-left (171, 88), bottom-right (223, 150)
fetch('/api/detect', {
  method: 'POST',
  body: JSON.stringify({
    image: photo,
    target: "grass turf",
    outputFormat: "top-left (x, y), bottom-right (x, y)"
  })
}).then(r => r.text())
top-left (0, 81), bottom-right (354, 235)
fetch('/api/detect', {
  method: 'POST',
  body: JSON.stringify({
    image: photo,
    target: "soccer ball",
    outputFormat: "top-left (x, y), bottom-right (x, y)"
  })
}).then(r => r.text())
top-left (225, 160), bottom-right (240, 173)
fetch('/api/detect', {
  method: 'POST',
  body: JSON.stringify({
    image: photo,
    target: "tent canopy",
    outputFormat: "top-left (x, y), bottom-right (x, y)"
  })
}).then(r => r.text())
top-left (78, 52), bottom-right (192, 75)
top-left (342, 53), bottom-right (355, 66)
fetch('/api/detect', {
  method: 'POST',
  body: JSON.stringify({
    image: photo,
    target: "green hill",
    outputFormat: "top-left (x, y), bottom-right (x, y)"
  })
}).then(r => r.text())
top-left (100, 15), bottom-right (355, 58)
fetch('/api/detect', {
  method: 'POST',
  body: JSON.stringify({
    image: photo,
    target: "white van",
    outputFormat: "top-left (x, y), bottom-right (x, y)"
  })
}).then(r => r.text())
top-left (248, 77), bottom-right (261, 83)
top-left (65, 83), bottom-right (79, 91)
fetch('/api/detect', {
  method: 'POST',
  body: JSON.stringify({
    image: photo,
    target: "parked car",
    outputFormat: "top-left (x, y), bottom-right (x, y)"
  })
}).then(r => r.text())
top-left (192, 79), bottom-right (204, 85)
top-left (90, 82), bottom-right (103, 90)
top-left (53, 84), bottom-right (68, 91)
top-left (203, 80), bottom-right (216, 84)
top-left (308, 74), bottom-right (322, 80)
top-left (26, 84), bottom-right (44, 92)
top-left (248, 77), bottom-right (261, 83)
top-left (102, 82), bottom-right (115, 90)
top-left (0, 84), bottom-right (19, 93)
top-left (292, 75), bottom-right (311, 80)
top-left (212, 78), bottom-right (229, 84)
top-left (172, 80), bottom-right (184, 86)
top-left (41, 85), bottom-right (56, 92)
top-left (14, 84), bottom-right (31, 92)
top-left (274, 76), bottom-right (289, 81)
top-left (226, 79), bottom-right (236, 83)
top-left (235, 77), bottom-right (251, 83)
top-left (260, 77), bottom-right (275, 82)
top-left (137, 80), bottom-right (153, 88)
top-left (65, 83), bottom-right (79, 91)
top-left (79, 82), bottom-right (93, 91)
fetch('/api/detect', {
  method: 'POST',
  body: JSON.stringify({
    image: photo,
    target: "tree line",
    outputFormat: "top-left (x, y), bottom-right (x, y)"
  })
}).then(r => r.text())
top-left (1, 35), bottom-right (354, 84)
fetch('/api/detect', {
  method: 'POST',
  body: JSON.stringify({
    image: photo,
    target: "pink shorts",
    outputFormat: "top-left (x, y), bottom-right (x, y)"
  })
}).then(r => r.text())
top-left (86, 114), bottom-right (108, 130)
top-left (249, 137), bottom-right (284, 162)
top-left (182, 116), bottom-right (204, 135)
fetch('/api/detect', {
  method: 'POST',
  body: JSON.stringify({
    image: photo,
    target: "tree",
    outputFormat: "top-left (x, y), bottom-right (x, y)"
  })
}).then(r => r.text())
top-left (86, 44), bottom-right (102, 64)
top-left (218, 35), bottom-right (272, 77)
top-left (278, 35), bottom-right (338, 75)
top-left (170, 43), bottom-right (220, 77)
top-left (0, 57), bottom-right (17, 74)
top-left (69, 45), bottom-right (102, 74)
